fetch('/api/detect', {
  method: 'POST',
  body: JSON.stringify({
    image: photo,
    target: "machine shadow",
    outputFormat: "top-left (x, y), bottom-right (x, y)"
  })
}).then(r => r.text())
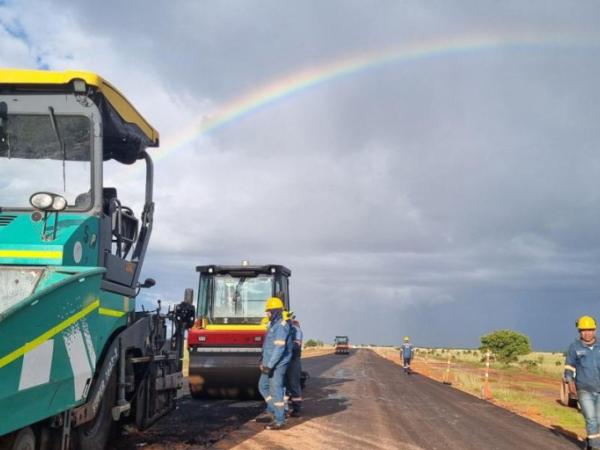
top-left (285, 375), bottom-right (352, 428)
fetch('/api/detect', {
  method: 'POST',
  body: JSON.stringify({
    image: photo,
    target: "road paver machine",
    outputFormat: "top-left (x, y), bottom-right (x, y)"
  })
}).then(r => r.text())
top-left (0, 69), bottom-right (194, 450)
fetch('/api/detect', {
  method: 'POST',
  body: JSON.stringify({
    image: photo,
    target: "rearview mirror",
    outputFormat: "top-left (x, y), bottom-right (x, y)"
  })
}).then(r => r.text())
top-left (141, 278), bottom-right (156, 289)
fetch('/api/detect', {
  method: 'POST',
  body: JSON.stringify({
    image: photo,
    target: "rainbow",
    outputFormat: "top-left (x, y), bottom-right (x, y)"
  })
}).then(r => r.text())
top-left (155, 31), bottom-right (600, 160)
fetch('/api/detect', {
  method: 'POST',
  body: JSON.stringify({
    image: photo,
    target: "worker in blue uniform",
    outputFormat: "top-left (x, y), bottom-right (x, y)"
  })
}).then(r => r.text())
top-left (285, 315), bottom-right (304, 417)
top-left (400, 336), bottom-right (414, 374)
top-left (565, 315), bottom-right (600, 450)
top-left (258, 297), bottom-right (292, 430)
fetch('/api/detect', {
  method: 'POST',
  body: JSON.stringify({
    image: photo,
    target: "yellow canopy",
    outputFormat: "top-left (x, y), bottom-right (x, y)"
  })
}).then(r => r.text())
top-left (0, 69), bottom-right (159, 146)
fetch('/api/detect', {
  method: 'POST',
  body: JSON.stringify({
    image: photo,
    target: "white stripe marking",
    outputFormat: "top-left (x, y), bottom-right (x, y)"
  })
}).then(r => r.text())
top-left (64, 324), bottom-right (92, 400)
top-left (19, 339), bottom-right (54, 390)
top-left (80, 320), bottom-right (97, 370)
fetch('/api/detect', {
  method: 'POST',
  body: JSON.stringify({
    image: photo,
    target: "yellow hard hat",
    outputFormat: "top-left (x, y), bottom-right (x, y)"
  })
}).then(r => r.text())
top-left (265, 297), bottom-right (284, 311)
top-left (577, 315), bottom-right (597, 330)
top-left (403, 336), bottom-right (410, 342)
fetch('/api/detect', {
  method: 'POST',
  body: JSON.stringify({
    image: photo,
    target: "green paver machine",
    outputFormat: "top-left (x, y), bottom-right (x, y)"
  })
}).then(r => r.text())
top-left (0, 69), bottom-right (194, 450)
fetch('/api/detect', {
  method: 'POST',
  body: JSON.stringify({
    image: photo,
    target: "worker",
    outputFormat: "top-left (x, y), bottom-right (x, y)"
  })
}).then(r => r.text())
top-left (400, 336), bottom-right (414, 374)
top-left (258, 297), bottom-right (292, 430)
top-left (565, 316), bottom-right (600, 450)
top-left (285, 314), bottom-right (304, 417)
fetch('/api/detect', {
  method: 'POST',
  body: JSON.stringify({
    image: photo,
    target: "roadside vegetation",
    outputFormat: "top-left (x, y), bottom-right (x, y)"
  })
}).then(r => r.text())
top-left (304, 339), bottom-right (325, 348)
top-left (303, 339), bottom-right (335, 357)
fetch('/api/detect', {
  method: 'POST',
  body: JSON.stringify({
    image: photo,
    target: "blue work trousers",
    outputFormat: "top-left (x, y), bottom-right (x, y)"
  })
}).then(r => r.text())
top-left (286, 355), bottom-right (303, 412)
top-left (578, 389), bottom-right (600, 447)
top-left (259, 364), bottom-right (288, 425)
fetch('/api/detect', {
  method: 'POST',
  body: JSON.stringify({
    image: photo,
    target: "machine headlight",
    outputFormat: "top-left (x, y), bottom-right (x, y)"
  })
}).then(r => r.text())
top-left (30, 192), bottom-right (68, 211)
top-left (30, 193), bottom-right (53, 210)
top-left (72, 79), bottom-right (86, 93)
top-left (51, 195), bottom-right (67, 211)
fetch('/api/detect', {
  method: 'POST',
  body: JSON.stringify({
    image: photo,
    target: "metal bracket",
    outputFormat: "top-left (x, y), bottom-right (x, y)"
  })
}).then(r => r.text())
top-left (154, 372), bottom-right (183, 391)
top-left (60, 409), bottom-right (72, 450)
top-left (111, 402), bottom-right (131, 421)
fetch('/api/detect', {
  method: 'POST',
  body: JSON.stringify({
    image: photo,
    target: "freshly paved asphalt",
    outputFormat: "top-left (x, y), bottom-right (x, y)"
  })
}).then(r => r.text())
top-left (215, 349), bottom-right (581, 449)
top-left (109, 349), bottom-right (582, 449)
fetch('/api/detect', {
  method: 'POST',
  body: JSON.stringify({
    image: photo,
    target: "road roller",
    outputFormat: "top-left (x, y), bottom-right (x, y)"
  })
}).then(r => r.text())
top-left (187, 262), bottom-right (291, 398)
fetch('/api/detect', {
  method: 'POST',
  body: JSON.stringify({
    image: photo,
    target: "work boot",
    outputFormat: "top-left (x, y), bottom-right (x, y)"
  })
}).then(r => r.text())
top-left (254, 413), bottom-right (272, 423)
top-left (264, 421), bottom-right (286, 430)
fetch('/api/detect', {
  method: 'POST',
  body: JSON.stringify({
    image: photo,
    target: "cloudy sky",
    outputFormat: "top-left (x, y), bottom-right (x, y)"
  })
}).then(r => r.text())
top-left (2, 0), bottom-right (600, 350)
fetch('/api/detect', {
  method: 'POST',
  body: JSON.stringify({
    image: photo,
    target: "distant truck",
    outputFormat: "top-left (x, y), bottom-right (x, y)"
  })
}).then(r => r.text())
top-left (335, 336), bottom-right (350, 354)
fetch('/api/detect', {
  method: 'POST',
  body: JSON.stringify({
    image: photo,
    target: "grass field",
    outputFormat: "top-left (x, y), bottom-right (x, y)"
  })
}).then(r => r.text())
top-left (374, 347), bottom-right (585, 443)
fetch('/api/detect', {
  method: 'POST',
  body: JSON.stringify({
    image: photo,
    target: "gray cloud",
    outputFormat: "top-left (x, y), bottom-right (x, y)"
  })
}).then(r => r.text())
top-left (3, 0), bottom-right (600, 349)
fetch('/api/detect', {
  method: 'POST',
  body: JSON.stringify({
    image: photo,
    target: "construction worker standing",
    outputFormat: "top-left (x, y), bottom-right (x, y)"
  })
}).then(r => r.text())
top-left (565, 316), bottom-right (600, 450)
top-left (286, 316), bottom-right (304, 417)
top-left (258, 297), bottom-right (292, 430)
top-left (400, 336), bottom-right (414, 374)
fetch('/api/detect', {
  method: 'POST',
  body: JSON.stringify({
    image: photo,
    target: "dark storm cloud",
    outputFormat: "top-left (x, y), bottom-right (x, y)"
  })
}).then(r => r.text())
top-left (4, 0), bottom-right (600, 348)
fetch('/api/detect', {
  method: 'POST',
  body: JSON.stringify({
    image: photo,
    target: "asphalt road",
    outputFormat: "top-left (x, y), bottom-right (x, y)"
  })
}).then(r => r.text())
top-left (214, 349), bottom-right (581, 450)
top-left (109, 349), bottom-right (582, 449)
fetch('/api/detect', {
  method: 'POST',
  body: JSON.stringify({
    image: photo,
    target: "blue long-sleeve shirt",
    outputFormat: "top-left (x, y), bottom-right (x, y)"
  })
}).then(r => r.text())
top-left (564, 338), bottom-right (600, 392)
top-left (262, 317), bottom-right (292, 369)
top-left (292, 325), bottom-right (303, 356)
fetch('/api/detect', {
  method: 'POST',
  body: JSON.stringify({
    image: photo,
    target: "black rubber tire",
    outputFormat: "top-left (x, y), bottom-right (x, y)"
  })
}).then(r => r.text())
top-left (0, 427), bottom-right (35, 450)
top-left (75, 371), bottom-right (117, 450)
